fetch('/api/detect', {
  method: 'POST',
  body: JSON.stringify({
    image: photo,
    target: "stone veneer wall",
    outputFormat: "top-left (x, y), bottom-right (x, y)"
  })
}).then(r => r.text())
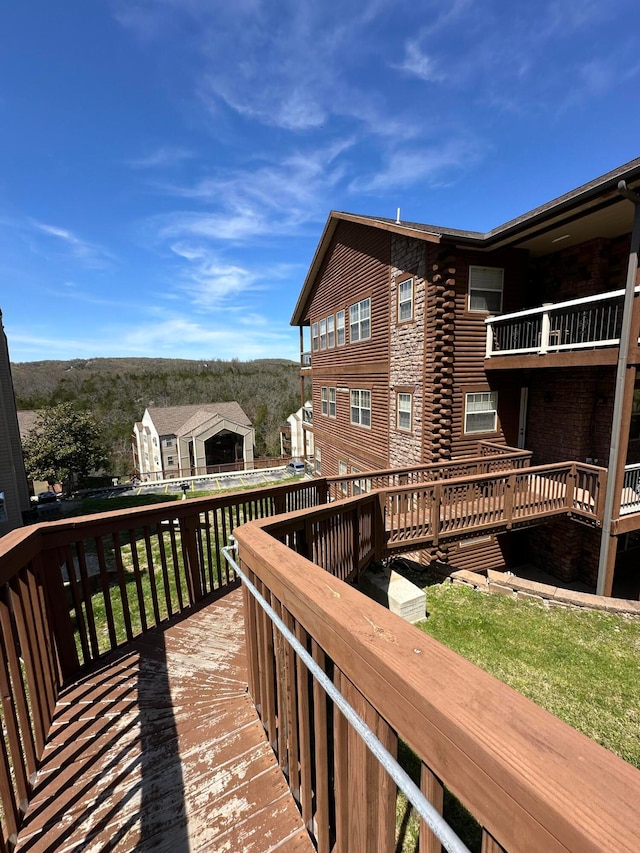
top-left (389, 235), bottom-right (426, 468)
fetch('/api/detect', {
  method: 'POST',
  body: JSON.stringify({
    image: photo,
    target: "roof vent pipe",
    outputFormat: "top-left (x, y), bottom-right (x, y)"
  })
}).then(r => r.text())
top-left (396, 208), bottom-right (401, 224)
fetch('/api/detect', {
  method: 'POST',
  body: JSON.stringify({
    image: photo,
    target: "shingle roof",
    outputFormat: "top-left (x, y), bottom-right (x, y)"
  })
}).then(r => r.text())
top-left (146, 402), bottom-right (251, 437)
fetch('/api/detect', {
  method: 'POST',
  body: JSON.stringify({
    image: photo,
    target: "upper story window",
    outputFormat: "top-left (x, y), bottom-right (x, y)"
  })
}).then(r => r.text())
top-left (464, 391), bottom-right (498, 434)
top-left (350, 389), bottom-right (371, 428)
top-left (469, 266), bottom-right (503, 313)
top-left (315, 446), bottom-right (322, 475)
top-left (167, 455), bottom-right (175, 465)
top-left (329, 387), bottom-right (336, 417)
top-left (327, 315), bottom-right (335, 348)
top-left (398, 278), bottom-right (413, 322)
top-left (350, 298), bottom-right (371, 342)
top-left (312, 322), bottom-right (319, 351)
top-left (397, 392), bottom-right (412, 431)
top-left (320, 318), bottom-right (327, 349)
top-left (165, 439), bottom-right (173, 447)
top-left (336, 310), bottom-right (345, 345)
top-left (321, 387), bottom-right (336, 417)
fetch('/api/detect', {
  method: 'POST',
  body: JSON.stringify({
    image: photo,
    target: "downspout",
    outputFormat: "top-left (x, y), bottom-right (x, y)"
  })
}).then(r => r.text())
top-left (596, 182), bottom-right (640, 595)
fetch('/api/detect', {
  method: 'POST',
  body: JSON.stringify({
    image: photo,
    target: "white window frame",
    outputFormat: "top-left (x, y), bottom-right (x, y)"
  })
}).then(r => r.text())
top-left (319, 318), bottom-right (327, 349)
top-left (351, 467), bottom-right (371, 495)
top-left (312, 322), bottom-right (319, 351)
top-left (315, 447), bottom-right (322, 475)
top-left (398, 277), bottom-right (413, 322)
top-left (167, 455), bottom-right (175, 466)
top-left (338, 460), bottom-right (348, 495)
top-left (469, 266), bottom-right (503, 314)
top-left (321, 386), bottom-right (328, 416)
top-left (397, 392), bottom-right (412, 431)
top-left (327, 315), bottom-right (335, 348)
top-left (329, 387), bottom-right (336, 418)
top-left (165, 438), bottom-right (174, 447)
top-left (350, 389), bottom-right (371, 428)
top-left (336, 310), bottom-right (345, 346)
top-left (464, 391), bottom-right (498, 434)
top-left (349, 298), bottom-right (371, 342)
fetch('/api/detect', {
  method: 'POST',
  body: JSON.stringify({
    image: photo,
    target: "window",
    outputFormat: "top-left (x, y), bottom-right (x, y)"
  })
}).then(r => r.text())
top-left (327, 315), bottom-right (335, 348)
top-left (329, 387), bottom-right (336, 417)
top-left (469, 266), bottom-right (503, 313)
top-left (350, 298), bottom-right (371, 342)
top-left (312, 322), bottom-right (319, 351)
top-left (397, 393), bottom-right (412, 431)
top-left (336, 310), bottom-right (345, 345)
top-left (321, 386), bottom-right (328, 416)
top-left (398, 278), bottom-right (413, 322)
top-left (320, 318), bottom-right (327, 349)
top-left (167, 455), bottom-right (175, 465)
top-left (165, 439), bottom-right (173, 447)
top-left (465, 391), bottom-right (498, 434)
top-left (350, 389), bottom-right (371, 427)
top-left (351, 467), bottom-right (371, 495)
top-left (315, 447), bottom-right (322, 475)
top-left (338, 460), bottom-right (348, 495)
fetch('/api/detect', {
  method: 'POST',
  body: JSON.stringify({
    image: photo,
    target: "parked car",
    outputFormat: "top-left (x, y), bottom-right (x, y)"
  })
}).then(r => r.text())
top-left (37, 491), bottom-right (58, 505)
top-left (286, 460), bottom-right (305, 475)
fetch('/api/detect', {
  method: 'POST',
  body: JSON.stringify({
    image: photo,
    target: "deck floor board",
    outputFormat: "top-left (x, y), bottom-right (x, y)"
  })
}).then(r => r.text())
top-left (15, 587), bottom-right (312, 853)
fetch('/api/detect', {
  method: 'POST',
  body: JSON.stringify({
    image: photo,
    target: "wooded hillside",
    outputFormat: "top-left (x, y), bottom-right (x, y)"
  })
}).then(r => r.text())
top-left (12, 358), bottom-right (303, 475)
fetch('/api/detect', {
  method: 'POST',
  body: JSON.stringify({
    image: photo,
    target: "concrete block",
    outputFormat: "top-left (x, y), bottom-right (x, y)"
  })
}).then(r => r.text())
top-left (358, 568), bottom-right (426, 624)
top-left (517, 591), bottom-right (544, 604)
top-left (488, 583), bottom-right (515, 598)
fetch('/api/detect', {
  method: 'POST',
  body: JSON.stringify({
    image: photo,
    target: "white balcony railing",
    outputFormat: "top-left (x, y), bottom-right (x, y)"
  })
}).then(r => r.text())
top-left (485, 287), bottom-right (640, 358)
top-left (621, 463), bottom-right (640, 515)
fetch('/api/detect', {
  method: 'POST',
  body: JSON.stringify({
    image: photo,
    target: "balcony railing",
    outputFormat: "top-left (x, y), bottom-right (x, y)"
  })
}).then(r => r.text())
top-left (301, 350), bottom-right (311, 368)
top-left (235, 472), bottom-right (638, 853)
top-left (0, 464), bottom-right (635, 852)
top-left (327, 444), bottom-right (532, 501)
top-left (302, 406), bottom-right (313, 425)
top-left (485, 287), bottom-right (640, 358)
top-left (621, 463), bottom-right (640, 515)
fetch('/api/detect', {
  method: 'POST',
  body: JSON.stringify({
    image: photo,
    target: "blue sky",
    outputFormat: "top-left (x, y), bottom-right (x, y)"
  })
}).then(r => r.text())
top-left (2, 0), bottom-right (639, 363)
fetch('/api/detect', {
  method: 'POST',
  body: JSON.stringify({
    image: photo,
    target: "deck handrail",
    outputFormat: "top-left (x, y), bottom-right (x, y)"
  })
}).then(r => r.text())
top-left (0, 477), bottom-right (328, 849)
top-left (234, 513), bottom-right (640, 852)
top-left (326, 447), bottom-right (532, 501)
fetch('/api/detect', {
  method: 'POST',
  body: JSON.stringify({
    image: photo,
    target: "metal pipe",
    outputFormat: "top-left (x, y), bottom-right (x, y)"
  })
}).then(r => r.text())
top-left (596, 185), bottom-right (640, 595)
top-left (222, 540), bottom-right (472, 853)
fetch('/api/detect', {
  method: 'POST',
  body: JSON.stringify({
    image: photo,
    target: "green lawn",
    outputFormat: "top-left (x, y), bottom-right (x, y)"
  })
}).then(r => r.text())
top-left (417, 582), bottom-right (640, 768)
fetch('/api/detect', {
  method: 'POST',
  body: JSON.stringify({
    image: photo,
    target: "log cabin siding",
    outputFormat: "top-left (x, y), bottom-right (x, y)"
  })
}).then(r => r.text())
top-left (306, 221), bottom-right (391, 370)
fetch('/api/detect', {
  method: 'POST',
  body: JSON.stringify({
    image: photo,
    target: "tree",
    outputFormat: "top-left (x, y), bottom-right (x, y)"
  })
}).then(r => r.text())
top-left (22, 403), bottom-right (110, 490)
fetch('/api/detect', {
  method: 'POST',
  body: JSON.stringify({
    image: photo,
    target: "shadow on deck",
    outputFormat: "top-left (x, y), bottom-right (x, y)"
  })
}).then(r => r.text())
top-left (15, 587), bottom-right (312, 853)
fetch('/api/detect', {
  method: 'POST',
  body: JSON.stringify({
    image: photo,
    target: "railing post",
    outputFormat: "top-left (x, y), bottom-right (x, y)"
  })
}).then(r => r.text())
top-left (539, 304), bottom-right (552, 353)
top-left (38, 547), bottom-right (80, 682)
top-left (180, 515), bottom-right (203, 604)
top-left (485, 318), bottom-right (494, 358)
top-left (503, 473), bottom-right (516, 527)
top-left (431, 484), bottom-right (441, 546)
top-left (375, 493), bottom-right (387, 559)
top-left (565, 466), bottom-right (576, 511)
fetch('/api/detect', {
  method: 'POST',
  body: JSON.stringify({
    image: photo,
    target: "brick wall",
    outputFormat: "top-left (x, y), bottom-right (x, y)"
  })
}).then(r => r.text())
top-left (517, 519), bottom-right (601, 586)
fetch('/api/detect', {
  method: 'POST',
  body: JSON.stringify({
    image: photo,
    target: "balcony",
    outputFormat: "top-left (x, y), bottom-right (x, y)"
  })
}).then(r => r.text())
top-left (300, 350), bottom-right (311, 370)
top-left (485, 287), bottom-right (639, 369)
top-left (302, 405), bottom-right (313, 425)
top-left (1, 468), bottom-right (639, 852)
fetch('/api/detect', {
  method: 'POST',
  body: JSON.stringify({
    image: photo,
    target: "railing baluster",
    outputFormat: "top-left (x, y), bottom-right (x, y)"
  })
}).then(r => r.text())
top-left (420, 763), bottom-right (444, 853)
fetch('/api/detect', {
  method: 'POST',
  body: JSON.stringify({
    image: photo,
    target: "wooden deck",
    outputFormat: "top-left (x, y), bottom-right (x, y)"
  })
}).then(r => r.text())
top-left (14, 587), bottom-right (313, 853)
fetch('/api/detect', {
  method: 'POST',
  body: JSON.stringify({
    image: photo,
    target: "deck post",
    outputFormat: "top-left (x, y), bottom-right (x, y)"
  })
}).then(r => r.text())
top-left (38, 547), bottom-right (80, 681)
top-left (485, 319), bottom-right (494, 358)
top-left (538, 305), bottom-right (552, 353)
top-left (180, 515), bottom-right (203, 603)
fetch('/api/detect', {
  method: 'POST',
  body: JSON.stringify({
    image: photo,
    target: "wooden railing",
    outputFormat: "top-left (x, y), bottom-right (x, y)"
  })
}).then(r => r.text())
top-left (327, 446), bottom-right (532, 502)
top-left (383, 462), bottom-right (606, 550)
top-left (0, 478), bottom-right (327, 849)
top-left (235, 516), bottom-right (640, 853)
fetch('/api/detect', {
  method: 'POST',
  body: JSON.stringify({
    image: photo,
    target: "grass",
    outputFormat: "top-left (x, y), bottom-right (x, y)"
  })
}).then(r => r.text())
top-left (390, 571), bottom-right (640, 850)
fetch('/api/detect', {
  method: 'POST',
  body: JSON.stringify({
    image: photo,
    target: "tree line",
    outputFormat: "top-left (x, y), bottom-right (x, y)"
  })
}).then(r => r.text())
top-left (13, 357), bottom-right (304, 478)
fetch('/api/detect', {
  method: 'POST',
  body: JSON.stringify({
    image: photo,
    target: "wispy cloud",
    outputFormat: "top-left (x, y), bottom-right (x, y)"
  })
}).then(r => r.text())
top-left (393, 39), bottom-right (442, 83)
top-left (31, 221), bottom-right (114, 269)
top-left (127, 146), bottom-right (194, 169)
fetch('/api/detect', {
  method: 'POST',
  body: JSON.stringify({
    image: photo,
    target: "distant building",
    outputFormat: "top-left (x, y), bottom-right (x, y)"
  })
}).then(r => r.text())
top-left (280, 402), bottom-right (314, 460)
top-left (0, 312), bottom-right (31, 534)
top-left (133, 402), bottom-right (255, 481)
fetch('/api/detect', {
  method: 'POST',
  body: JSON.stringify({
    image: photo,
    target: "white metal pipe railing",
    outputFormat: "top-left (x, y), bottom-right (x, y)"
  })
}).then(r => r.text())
top-left (222, 540), bottom-right (472, 853)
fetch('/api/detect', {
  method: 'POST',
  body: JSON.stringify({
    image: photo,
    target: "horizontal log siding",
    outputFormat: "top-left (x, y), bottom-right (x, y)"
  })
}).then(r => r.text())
top-left (306, 221), bottom-right (391, 371)
top-left (307, 220), bottom-right (391, 478)
top-left (313, 375), bottom-right (390, 477)
top-left (447, 535), bottom-right (507, 573)
top-left (446, 246), bottom-right (528, 458)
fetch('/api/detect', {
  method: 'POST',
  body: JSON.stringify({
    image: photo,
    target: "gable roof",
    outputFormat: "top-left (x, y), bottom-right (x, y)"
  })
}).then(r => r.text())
top-left (146, 402), bottom-right (251, 437)
top-left (291, 156), bottom-right (640, 325)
